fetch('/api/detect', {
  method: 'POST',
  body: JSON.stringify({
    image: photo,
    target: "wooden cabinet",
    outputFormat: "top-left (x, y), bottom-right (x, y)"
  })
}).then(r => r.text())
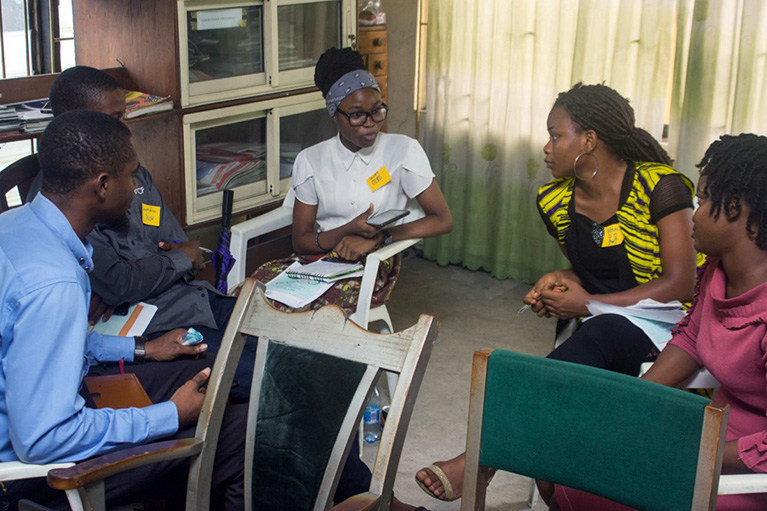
top-left (72, 0), bottom-right (355, 228)
top-left (357, 25), bottom-right (388, 100)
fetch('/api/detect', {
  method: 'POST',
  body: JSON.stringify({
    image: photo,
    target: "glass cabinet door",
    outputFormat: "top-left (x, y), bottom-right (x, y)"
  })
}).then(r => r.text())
top-left (195, 116), bottom-right (267, 198)
top-left (277, 1), bottom-right (340, 72)
top-left (179, 0), bottom-right (354, 106)
top-left (184, 92), bottom-right (329, 224)
top-left (187, 6), bottom-right (264, 82)
top-left (279, 107), bottom-right (336, 181)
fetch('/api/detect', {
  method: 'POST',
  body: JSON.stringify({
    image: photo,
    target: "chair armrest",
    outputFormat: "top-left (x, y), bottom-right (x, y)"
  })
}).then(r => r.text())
top-left (350, 238), bottom-right (421, 328)
top-left (639, 362), bottom-right (720, 389)
top-left (0, 461), bottom-right (74, 482)
top-left (719, 473), bottom-right (767, 495)
top-left (329, 492), bottom-right (382, 511)
top-left (47, 438), bottom-right (203, 490)
top-left (228, 206), bottom-right (293, 289)
top-left (367, 238), bottom-right (420, 264)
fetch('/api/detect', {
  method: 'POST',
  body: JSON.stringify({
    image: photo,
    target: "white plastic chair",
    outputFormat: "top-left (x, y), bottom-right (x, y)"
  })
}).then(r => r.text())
top-left (0, 461), bottom-right (81, 510)
top-left (228, 188), bottom-right (421, 334)
top-left (228, 188), bottom-right (421, 402)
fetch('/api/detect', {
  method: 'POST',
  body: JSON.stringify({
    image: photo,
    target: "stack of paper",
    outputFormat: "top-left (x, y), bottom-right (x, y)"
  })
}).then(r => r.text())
top-left (585, 298), bottom-right (686, 350)
top-left (285, 260), bottom-right (363, 283)
top-left (91, 302), bottom-right (158, 337)
top-left (265, 262), bottom-right (335, 308)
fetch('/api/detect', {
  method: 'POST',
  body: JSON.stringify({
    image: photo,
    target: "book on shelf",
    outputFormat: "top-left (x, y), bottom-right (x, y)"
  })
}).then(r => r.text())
top-left (124, 90), bottom-right (173, 119)
top-left (285, 260), bottom-right (364, 283)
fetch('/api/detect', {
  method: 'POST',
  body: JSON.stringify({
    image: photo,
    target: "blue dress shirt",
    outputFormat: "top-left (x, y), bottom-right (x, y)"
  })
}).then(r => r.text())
top-left (0, 195), bottom-right (178, 463)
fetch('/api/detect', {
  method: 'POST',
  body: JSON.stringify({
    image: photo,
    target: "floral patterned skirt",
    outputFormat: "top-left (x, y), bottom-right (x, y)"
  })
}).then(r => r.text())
top-left (252, 253), bottom-right (402, 313)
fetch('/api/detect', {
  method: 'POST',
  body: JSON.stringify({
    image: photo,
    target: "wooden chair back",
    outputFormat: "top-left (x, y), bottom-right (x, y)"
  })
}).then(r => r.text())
top-left (187, 278), bottom-right (438, 511)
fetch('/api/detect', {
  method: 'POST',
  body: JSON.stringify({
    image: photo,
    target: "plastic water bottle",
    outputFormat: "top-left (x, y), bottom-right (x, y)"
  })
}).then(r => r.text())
top-left (363, 387), bottom-right (381, 443)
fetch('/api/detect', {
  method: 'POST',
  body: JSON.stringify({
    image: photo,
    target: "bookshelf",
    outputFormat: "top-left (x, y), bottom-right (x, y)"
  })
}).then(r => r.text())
top-left (72, 0), bottom-right (356, 227)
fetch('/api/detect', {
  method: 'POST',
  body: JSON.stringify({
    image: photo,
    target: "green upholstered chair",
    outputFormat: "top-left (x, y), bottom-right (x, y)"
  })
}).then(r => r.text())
top-left (461, 349), bottom-right (729, 511)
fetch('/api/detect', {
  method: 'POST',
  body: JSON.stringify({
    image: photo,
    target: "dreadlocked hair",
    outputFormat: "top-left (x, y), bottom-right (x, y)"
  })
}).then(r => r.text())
top-left (697, 133), bottom-right (767, 250)
top-left (314, 47), bottom-right (365, 98)
top-left (554, 83), bottom-right (673, 166)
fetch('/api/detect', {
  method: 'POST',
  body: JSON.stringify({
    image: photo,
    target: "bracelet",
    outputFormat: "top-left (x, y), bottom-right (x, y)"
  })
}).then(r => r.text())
top-left (315, 230), bottom-right (330, 252)
top-left (133, 336), bottom-right (147, 363)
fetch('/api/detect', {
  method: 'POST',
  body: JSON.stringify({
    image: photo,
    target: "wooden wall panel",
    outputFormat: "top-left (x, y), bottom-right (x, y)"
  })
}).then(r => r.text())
top-left (73, 0), bottom-right (180, 104)
top-left (129, 111), bottom-right (185, 222)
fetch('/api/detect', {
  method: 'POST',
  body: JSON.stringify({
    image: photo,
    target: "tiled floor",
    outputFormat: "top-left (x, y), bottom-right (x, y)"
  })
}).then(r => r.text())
top-left (360, 255), bottom-right (556, 511)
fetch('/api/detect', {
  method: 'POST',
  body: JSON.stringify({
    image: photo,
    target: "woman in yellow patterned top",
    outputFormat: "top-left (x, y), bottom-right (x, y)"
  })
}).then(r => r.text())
top-left (528, 83), bottom-right (700, 376)
top-left (415, 83), bottom-right (701, 504)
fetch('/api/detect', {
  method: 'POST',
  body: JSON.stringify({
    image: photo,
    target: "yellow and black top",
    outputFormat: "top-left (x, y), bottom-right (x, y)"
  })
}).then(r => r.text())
top-left (537, 161), bottom-right (705, 294)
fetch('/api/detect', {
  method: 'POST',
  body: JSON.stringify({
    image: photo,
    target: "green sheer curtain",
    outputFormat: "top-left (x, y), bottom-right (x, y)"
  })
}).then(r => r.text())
top-left (420, 0), bottom-right (765, 282)
top-left (670, 0), bottom-right (767, 179)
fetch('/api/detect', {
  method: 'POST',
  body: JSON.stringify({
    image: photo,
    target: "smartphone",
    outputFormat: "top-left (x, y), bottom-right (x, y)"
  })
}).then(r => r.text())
top-left (113, 302), bottom-right (130, 316)
top-left (367, 209), bottom-right (410, 228)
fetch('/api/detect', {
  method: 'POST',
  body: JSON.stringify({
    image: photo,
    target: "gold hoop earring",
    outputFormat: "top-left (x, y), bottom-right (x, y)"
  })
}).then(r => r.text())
top-left (573, 152), bottom-right (599, 181)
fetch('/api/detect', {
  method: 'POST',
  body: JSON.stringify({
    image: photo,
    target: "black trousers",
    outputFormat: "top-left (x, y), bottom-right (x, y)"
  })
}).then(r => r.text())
top-left (546, 314), bottom-right (657, 376)
top-left (148, 293), bottom-right (258, 403)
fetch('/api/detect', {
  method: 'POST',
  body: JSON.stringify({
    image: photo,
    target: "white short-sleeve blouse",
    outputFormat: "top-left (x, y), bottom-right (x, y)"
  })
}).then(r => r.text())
top-left (292, 132), bottom-right (435, 231)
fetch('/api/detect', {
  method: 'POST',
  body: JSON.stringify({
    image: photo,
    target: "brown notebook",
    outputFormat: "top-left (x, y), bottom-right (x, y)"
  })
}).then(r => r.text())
top-left (82, 373), bottom-right (153, 409)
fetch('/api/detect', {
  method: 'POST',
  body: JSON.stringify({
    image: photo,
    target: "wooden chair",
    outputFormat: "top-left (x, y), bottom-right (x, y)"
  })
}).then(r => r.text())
top-left (0, 154), bottom-right (40, 212)
top-left (462, 349), bottom-right (729, 511)
top-left (47, 278), bottom-right (438, 511)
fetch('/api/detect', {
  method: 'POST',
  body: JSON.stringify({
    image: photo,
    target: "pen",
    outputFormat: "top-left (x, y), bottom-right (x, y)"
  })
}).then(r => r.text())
top-left (172, 240), bottom-right (212, 253)
top-left (518, 304), bottom-right (531, 314)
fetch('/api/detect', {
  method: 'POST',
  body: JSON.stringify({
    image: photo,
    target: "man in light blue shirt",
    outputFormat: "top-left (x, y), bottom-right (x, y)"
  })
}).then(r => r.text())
top-left (0, 111), bottom-right (244, 509)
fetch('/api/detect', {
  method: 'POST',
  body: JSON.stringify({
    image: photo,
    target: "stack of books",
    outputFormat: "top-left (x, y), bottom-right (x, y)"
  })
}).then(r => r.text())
top-left (265, 261), bottom-right (364, 308)
top-left (124, 90), bottom-right (174, 120)
top-left (0, 105), bottom-right (22, 135)
top-left (17, 100), bottom-right (53, 134)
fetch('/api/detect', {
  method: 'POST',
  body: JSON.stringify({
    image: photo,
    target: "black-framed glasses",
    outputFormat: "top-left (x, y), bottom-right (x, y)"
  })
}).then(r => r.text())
top-left (335, 104), bottom-right (389, 127)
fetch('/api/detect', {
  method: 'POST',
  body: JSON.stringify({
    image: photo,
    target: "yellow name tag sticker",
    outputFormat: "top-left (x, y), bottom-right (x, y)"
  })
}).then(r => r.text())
top-left (366, 166), bottom-right (392, 192)
top-left (602, 224), bottom-right (624, 247)
top-left (141, 204), bottom-right (161, 227)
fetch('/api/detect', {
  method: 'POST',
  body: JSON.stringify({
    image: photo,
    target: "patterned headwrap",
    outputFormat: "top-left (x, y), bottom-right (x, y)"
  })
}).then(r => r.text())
top-left (325, 70), bottom-right (380, 117)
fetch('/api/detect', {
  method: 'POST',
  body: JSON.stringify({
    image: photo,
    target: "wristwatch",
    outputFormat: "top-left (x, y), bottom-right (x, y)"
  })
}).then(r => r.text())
top-left (133, 336), bottom-right (147, 363)
top-left (381, 229), bottom-right (393, 246)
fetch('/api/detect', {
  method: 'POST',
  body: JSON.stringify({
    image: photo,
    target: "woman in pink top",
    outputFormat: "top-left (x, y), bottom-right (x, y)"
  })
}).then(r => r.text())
top-left (555, 133), bottom-right (767, 510)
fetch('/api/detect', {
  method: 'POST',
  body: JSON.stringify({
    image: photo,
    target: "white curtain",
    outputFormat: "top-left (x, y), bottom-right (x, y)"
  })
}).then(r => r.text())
top-left (670, 0), bottom-right (767, 178)
top-left (420, 0), bottom-right (678, 282)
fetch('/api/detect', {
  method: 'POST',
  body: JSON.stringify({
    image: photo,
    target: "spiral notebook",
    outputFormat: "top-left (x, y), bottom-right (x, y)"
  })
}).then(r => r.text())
top-left (285, 260), bottom-right (364, 283)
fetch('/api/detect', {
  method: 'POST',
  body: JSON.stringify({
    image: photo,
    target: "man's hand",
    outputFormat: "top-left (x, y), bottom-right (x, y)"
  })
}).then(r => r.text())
top-left (334, 234), bottom-right (381, 261)
top-left (88, 293), bottom-right (116, 326)
top-left (170, 368), bottom-right (210, 427)
top-left (145, 329), bottom-right (208, 362)
top-left (158, 240), bottom-right (205, 270)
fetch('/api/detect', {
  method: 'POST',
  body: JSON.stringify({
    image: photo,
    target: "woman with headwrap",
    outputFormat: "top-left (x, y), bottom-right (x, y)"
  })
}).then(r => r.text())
top-left (415, 83), bottom-right (701, 505)
top-left (255, 47), bottom-right (451, 313)
top-left (292, 47), bottom-right (451, 260)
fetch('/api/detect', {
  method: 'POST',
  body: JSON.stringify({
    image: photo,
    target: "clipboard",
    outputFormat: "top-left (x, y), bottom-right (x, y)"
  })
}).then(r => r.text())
top-left (82, 373), bottom-right (153, 409)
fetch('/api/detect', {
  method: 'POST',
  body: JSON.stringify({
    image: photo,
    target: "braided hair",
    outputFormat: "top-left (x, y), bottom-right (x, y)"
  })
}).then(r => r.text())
top-left (314, 47), bottom-right (366, 98)
top-left (697, 133), bottom-right (767, 250)
top-left (554, 83), bottom-right (672, 166)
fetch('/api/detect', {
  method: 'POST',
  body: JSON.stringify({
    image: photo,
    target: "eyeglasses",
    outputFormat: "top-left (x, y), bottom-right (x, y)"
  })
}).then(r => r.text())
top-left (335, 104), bottom-right (389, 127)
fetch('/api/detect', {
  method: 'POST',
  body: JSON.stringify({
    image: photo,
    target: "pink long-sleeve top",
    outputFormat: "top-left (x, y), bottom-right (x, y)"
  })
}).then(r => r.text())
top-left (669, 260), bottom-right (767, 511)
